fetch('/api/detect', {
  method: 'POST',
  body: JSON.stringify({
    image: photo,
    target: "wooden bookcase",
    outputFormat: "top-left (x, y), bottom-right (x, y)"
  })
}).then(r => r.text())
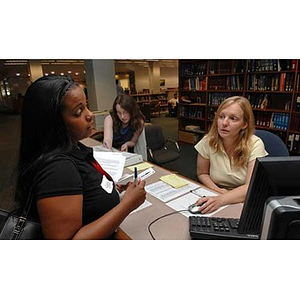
top-left (178, 59), bottom-right (300, 155)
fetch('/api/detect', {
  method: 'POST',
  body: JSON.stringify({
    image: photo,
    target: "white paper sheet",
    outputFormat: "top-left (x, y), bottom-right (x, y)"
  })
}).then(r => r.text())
top-left (93, 151), bottom-right (126, 182)
top-left (166, 188), bottom-right (228, 218)
top-left (145, 179), bottom-right (199, 202)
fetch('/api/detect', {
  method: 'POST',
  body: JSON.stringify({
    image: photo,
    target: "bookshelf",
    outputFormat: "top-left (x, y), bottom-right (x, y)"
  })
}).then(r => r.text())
top-left (131, 93), bottom-right (168, 119)
top-left (178, 59), bottom-right (300, 155)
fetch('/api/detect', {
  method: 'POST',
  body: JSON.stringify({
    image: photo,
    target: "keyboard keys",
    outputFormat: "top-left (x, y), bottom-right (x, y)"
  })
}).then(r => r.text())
top-left (189, 216), bottom-right (259, 240)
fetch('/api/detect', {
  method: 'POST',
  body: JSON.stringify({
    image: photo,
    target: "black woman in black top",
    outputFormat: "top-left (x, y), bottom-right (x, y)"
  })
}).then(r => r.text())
top-left (15, 75), bottom-right (146, 239)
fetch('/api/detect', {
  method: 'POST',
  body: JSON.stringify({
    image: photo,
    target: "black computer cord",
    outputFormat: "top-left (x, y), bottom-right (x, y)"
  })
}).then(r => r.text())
top-left (147, 209), bottom-right (189, 240)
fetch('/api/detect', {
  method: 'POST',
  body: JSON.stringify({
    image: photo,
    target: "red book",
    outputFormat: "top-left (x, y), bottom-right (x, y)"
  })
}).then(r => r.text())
top-left (279, 73), bottom-right (286, 92)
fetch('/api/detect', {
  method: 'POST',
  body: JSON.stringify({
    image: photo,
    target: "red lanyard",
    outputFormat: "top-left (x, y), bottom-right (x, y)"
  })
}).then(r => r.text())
top-left (90, 158), bottom-right (113, 181)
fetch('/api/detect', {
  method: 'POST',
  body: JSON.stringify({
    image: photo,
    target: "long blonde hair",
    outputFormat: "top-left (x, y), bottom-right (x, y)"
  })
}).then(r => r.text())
top-left (206, 96), bottom-right (255, 167)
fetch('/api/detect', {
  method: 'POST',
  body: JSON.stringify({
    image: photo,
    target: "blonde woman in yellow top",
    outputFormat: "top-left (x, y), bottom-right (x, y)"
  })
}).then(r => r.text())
top-left (194, 96), bottom-right (268, 214)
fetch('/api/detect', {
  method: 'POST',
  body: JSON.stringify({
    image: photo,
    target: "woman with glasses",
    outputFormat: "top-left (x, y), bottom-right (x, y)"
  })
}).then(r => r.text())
top-left (103, 94), bottom-right (145, 152)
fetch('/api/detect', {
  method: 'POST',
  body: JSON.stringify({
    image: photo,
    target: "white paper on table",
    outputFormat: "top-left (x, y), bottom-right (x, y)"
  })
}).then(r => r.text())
top-left (166, 188), bottom-right (228, 218)
top-left (130, 200), bottom-right (152, 214)
top-left (93, 151), bottom-right (126, 182)
top-left (145, 179), bottom-right (199, 203)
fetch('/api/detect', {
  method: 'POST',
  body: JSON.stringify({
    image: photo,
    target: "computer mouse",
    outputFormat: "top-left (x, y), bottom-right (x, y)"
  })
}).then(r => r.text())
top-left (188, 203), bottom-right (202, 214)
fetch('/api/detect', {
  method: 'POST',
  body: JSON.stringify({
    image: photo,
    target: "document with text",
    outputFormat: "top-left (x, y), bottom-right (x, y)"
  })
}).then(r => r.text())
top-left (145, 179), bottom-right (199, 202)
top-left (93, 151), bottom-right (125, 182)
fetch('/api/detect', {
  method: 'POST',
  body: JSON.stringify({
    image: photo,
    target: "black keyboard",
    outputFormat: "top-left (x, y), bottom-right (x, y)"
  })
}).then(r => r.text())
top-left (189, 216), bottom-right (259, 240)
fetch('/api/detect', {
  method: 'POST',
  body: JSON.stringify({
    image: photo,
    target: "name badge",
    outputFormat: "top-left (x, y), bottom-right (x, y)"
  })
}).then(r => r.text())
top-left (101, 175), bottom-right (114, 194)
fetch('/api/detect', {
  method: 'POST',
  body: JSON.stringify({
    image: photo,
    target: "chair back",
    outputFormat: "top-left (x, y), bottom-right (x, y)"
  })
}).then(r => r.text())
top-left (254, 129), bottom-right (289, 156)
top-left (134, 127), bottom-right (147, 160)
top-left (145, 125), bottom-right (165, 150)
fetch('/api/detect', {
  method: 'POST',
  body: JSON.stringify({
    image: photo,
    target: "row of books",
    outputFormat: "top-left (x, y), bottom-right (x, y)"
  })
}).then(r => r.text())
top-left (209, 60), bottom-right (246, 74)
top-left (247, 59), bottom-right (297, 72)
top-left (180, 63), bottom-right (207, 76)
top-left (179, 106), bottom-right (205, 119)
top-left (208, 92), bottom-right (237, 106)
top-left (247, 94), bottom-right (291, 111)
top-left (287, 133), bottom-right (300, 154)
top-left (247, 73), bottom-right (294, 92)
top-left (208, 76), bottom-right (244, 90)
top-left (182, 77), bottom-right (207, 91)
top-left (254, 111), bottom-right (290, 130)
top-left (295, 96), bottom-right (300, 112)
top-left (132, 94), bottom-right (167, 102)
top-left (290, 113), bottom-right (300, 131)
top-left (180, 60), bottom-right (299, 78)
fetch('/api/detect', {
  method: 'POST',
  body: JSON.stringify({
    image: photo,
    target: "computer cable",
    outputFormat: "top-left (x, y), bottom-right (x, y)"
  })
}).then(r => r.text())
top-left (147, 209), bottom-right (189, 240)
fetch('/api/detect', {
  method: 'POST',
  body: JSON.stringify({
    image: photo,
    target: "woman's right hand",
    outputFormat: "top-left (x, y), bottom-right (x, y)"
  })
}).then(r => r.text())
top-left (122, 180), bottom-right (146, 212)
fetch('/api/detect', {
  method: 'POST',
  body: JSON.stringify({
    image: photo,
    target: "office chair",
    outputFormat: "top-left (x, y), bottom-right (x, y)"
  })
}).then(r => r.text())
top-left (254, 129), bottom-right (289, 156)
top-left (145, 124), bottom-right (180, 165)
top-left (134, 127), bottom-right (147, 161)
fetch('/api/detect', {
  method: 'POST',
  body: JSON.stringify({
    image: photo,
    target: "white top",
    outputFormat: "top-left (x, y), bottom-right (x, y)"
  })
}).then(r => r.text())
top-left (194, 135), bottom-right (268, 190)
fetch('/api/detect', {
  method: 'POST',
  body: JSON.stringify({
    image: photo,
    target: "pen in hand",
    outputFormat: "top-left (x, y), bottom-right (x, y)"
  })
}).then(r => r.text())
top-left (134, 167), bottom-right (138, 183)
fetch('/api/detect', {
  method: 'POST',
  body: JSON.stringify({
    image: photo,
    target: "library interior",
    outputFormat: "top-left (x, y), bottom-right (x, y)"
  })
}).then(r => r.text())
top-left (1, 59), bottom-right (300, 240)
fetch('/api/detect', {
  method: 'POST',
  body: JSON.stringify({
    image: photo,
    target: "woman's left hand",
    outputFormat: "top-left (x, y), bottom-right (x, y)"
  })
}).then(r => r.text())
top-left (120, 143), bottom-right (128, 152)
top-left (116, 182), bottom-right (129, 193)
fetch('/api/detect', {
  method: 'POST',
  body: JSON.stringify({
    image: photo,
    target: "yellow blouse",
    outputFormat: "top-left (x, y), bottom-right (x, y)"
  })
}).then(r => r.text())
top-left (194, 135), bottom-right (268, 190)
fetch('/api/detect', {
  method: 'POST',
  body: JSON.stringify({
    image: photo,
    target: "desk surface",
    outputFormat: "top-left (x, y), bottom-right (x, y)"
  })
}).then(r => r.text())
top-left (81, 137), bottom-right (243, 240)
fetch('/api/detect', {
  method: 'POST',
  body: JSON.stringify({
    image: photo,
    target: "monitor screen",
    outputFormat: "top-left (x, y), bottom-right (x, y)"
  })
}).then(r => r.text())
top-left (238, 156), bottom-right (300, 235)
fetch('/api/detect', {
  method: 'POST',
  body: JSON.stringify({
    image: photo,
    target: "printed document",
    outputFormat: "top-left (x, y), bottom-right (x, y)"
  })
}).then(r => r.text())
top-left (145, 180), bottom-right (199, 202)
top-left (93, 151), bottom-right (125, 182)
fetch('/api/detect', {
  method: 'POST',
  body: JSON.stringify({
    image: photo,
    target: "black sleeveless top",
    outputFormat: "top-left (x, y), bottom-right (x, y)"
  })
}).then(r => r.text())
top-left (112, 124), bottom-right (134, 152)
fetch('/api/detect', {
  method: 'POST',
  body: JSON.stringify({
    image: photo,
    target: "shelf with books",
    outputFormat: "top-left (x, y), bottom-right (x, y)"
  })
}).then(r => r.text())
top-left (131, 92), bottom-right (168, 117)
top-left (178, 59), bottom-right (300, 151)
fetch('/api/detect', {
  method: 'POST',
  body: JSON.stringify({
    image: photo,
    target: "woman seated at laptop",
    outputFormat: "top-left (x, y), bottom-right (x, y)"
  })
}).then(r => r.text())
top-left (103, 94), bottom-right (145, 152)
top-left (194, 96), bottom-right (268, 214)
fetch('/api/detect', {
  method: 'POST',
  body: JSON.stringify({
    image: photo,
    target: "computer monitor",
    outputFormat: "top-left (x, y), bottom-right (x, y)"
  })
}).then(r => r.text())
top-left (237, 156), bottom-right (300, 235)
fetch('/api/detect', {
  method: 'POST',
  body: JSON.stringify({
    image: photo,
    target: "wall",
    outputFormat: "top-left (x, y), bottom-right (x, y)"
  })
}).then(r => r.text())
top-left (160, 67), bottom-right (178, 90)
top-left (134, 66), bottom-right (150, 93)
top-left (125, 65), bottom-right (178, 93)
